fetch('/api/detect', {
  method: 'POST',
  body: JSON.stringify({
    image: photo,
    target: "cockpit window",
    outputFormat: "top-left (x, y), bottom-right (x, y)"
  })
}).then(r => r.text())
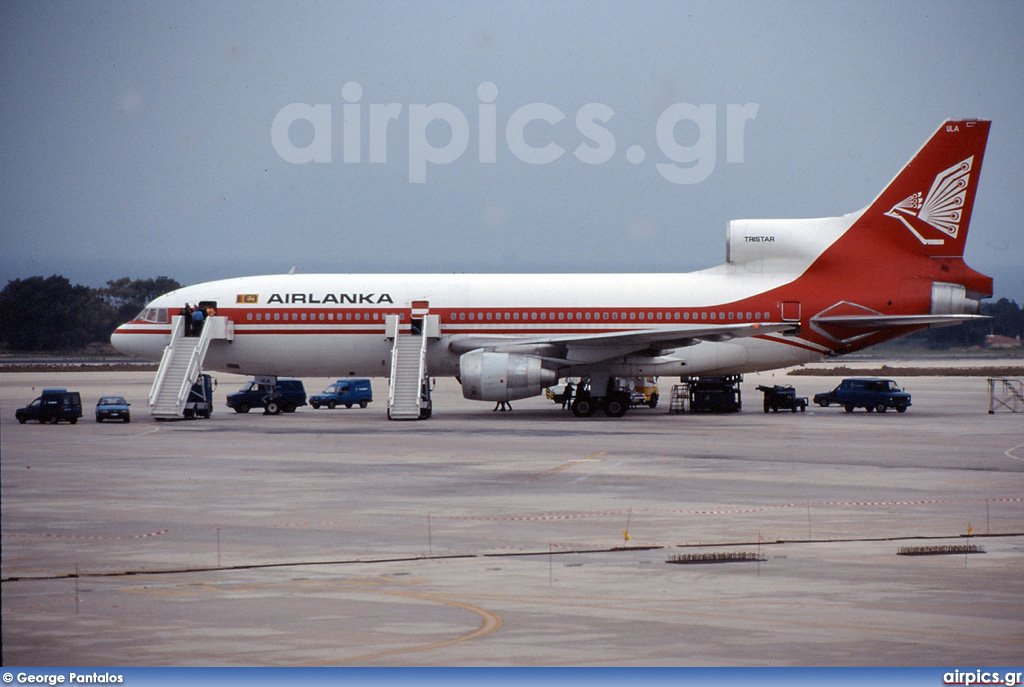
top-left (135, 308), bottom-right (169, 323)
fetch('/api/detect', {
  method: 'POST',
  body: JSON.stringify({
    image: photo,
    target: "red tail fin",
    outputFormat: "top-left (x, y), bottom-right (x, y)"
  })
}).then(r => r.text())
top-left (863, 119), bottom-right (990, 260)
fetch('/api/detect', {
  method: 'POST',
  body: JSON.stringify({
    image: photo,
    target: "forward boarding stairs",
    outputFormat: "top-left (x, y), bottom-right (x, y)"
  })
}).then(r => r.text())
top-left (149, 315), bottom-right (232, 419)
top-left (386, 301), bottom-right (437, 420)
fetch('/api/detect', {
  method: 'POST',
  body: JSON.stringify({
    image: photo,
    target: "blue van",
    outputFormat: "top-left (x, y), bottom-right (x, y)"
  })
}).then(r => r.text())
top-left (309, 379), bottom-right (373, 409)
top-left (813, 378), bottom-right (911, 413)
top-left (16, 389), bottom-right (83, 424)
top-left (226, 379), bottom-right (307, 414)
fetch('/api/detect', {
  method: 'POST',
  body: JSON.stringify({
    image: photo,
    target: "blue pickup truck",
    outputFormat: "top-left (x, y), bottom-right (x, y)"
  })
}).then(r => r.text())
top-left (813, 378), bottom-right (911, 413)
top-left (309, 378), bottom-right (373, 409)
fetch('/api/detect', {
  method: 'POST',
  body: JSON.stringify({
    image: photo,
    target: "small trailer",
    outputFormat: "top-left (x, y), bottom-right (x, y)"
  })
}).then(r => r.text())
top-left (757, 384), bottom-right (807, 413)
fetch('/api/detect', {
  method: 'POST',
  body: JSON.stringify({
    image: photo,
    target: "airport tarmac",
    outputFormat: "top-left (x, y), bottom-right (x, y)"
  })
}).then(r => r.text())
top-left (2, 367), bottom-right (1022, 666)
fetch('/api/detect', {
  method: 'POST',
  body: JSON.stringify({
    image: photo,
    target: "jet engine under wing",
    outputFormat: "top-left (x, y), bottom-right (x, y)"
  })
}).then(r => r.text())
top-left (447, 321), bottom-right (797, 362)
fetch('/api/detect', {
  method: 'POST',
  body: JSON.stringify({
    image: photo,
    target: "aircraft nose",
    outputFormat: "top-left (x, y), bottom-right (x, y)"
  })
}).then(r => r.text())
top-left (110, 325), bottom-right (137, 357)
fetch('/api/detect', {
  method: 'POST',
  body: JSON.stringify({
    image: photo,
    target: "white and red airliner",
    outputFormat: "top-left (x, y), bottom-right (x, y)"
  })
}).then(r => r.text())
top-left (112, 119), bottom-right (993, 416)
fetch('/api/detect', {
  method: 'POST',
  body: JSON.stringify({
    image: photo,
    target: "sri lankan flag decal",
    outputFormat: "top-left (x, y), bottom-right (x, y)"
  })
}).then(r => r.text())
top-left (236, 294), bottom-right (259, 304)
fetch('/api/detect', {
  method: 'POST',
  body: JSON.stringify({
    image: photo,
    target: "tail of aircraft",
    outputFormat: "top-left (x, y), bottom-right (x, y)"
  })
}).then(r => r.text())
top-left (862, 119), bottom-right (990, 264)
top-left (746, 119), bottom-right (994, 349)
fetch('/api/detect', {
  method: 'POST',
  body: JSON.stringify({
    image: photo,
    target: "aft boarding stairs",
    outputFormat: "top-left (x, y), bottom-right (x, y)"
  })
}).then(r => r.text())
top-left (149, 315), bottom-right (231, 419)
top-left (388, 332), bottom-right (428, 420)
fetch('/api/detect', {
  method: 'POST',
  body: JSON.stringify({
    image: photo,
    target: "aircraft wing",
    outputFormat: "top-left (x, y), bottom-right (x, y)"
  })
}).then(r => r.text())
top-left (448, 321), bottom-right (797, 360)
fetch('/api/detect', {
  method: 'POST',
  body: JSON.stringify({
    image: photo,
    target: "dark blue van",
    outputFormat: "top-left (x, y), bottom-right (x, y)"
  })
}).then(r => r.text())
top-left (310, 378), bottom-right (373, 409)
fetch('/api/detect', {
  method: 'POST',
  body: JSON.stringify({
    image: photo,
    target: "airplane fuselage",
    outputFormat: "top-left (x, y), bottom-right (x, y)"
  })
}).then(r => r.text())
top-left (113, 269), bottom-right (821, 380)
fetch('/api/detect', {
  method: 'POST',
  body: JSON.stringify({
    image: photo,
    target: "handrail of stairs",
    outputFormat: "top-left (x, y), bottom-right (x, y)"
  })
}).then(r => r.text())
top-left (148, 315), bottom-right (184, 408)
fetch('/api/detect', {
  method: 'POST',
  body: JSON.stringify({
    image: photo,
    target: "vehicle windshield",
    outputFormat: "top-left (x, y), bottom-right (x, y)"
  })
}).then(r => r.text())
top-left (98, 396), bottom-right (127, 405)
top-left (325, 384), bottom-right (347, 393)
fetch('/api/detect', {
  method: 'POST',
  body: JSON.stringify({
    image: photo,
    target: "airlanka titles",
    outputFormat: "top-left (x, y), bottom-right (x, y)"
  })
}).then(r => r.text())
top-left (266, 293), bottom-right (394, 305)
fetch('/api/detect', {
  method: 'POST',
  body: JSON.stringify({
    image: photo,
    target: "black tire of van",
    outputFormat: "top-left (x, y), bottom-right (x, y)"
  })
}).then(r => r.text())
top-left (265, 400), bottom-right (281, 415)
top-left (359, 400), bottom-right (369, 408)
top-left (235, 403), bottom-right (250, 414)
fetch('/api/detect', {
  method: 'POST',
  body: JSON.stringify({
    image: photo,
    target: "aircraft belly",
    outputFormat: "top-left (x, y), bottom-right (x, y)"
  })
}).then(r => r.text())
top-left (204, 334), bottom-right (392, 377)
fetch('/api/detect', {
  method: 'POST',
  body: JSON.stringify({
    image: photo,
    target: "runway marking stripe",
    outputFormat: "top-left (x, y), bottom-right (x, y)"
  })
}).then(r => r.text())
top-left (3, 498), bottom-right (1020, 539)
top-left (0, 529), bottom-right (173, 540)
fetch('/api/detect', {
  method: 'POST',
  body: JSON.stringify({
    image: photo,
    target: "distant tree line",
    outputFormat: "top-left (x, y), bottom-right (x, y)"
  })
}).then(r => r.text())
top-left (905, 297), bottom-right (1024, 349)
top-left (0, 274), bottom-right (1021, 352)
top-left (0, 275), bottom-right (181, 351)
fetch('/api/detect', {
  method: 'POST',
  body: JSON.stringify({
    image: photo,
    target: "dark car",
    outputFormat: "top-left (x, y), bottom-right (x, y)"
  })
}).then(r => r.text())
top-left (16, 389), bottom-right (83, 424)
top-left (96, 396), bottom-right (131, 423)
top-left (226, 379), bottom-right (306, 414)
top-left (310, 378), bottom-right (373, 409)
top-left (813, 378), bottom-right (911, 413)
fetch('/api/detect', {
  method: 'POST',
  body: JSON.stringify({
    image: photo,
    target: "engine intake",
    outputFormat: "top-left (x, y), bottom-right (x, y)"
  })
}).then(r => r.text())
top-left (459, 351), bottom-right (557, 402)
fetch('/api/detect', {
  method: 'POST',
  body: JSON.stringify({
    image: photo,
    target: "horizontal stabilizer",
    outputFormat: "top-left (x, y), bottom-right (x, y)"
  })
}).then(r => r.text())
top-left (811, 314), bottom-right (989, 329)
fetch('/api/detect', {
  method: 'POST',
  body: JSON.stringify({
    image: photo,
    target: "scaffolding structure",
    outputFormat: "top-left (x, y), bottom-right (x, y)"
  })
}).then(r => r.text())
top-left (987, 377), bottom-right (1023, 414)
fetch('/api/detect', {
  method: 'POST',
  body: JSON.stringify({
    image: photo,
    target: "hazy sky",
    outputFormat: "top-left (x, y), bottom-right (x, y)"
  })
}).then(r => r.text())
top-left (2, 1), bottom-right (1022, 300)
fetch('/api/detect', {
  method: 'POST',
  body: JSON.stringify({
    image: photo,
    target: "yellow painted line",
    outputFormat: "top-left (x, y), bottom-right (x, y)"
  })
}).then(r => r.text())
top-left (119, 579), bottom-right (503, 665)
top-left (304, 589), bottom-right (503, 666)
top-left (528, 451), bottom-right (607, 481)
